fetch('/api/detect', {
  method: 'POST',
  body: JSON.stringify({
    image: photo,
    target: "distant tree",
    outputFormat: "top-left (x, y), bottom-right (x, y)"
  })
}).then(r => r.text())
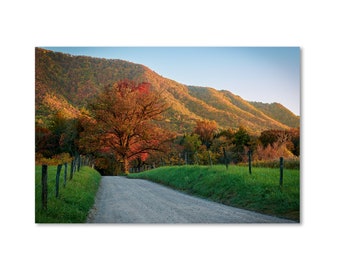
top-left (216, 128), bottom-right (235, 140)
top-left (233, 126), bottom-right (250, 148)
top-left (49, 111), bottom-right (80, 156)
top-left (259, 129), bottom-right (292, 148)
top-left (35, 111), bottom-right (80, 159)
top-left (35, 125), bottom-right (58, 158)
top-left (182, 134), bottom-right (202, 153)
top-left (259, 130), bottom-right (279, 147)
top-left (80, 80), bottom-right (171, 174)
top-left (193, 120), bottom-right (218, 149)
top-left (232, 126), bottom-right (251, 163)
top-left (290, 128), bottom-right (300, 156)
top-left (258, 128), bottom-right (300, 157)
top-left (254, 142), bottom-right (295, 161)
top-left (210, 136), bottom-right (233, 165)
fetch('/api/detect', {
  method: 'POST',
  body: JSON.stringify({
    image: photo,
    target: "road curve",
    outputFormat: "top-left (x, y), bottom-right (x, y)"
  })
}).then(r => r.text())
top-left (87, 176), bottom-right (295, 223)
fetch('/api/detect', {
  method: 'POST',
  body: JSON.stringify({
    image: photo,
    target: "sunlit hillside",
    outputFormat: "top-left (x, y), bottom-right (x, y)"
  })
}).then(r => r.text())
top-left (35, 48), bottom-right (299, 134)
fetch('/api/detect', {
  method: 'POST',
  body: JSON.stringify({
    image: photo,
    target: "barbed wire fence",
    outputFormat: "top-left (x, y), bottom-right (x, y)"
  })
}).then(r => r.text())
top-left (38, 155), bottom-right (95, 210)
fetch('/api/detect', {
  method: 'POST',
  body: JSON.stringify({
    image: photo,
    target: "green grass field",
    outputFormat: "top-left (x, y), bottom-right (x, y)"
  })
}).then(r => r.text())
top-left (35, 165), bottom-right (101, 223)
top-left (128, 165), bottom-right (300, 221)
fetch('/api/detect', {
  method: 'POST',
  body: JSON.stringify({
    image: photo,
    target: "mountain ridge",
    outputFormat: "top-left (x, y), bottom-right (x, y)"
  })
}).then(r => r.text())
top-left (35, 48), bottom-right (300, 134)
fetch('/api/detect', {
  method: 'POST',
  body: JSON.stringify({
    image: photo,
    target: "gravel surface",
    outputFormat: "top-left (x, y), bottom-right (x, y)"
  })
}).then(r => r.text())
top-left (87, 176), bottom-right (296, 223)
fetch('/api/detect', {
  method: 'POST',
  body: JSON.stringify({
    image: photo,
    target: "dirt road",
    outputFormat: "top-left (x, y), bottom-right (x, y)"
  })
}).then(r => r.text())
top-left (87, 176), bottom-right (295, 223)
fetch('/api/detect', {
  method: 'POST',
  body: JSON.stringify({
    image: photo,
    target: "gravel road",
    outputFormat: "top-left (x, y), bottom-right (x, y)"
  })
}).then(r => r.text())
top-left (87, 176), bottom-right (295, 223)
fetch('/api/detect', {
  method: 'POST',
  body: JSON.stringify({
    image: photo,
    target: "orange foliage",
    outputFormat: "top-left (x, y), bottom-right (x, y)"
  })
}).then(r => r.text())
top-left (35, 152), bottom-right (72, 165)
top-left (194, 119), bottom-right (218, 147)
top-left (79, 80), bottom-right (172, 173)
top-left (253, 142), bottom-right (295, 161)
top-left (42, 92), bottom-right (80, 119)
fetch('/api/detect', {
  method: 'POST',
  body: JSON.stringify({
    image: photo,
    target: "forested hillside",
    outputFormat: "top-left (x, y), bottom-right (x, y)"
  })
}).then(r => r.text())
top-left (35, 48), bottom-right (299, 134)
top-left (249, 101), bottom-right (300, 128)
top-left (35, 48), bottom-right (300, 174)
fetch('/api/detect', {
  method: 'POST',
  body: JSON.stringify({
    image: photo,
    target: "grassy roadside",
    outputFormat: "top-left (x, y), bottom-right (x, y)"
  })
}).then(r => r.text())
top-left (35, 165), bottom-right (101, 223)
top-left (128, 165), bottom-right (300, 222)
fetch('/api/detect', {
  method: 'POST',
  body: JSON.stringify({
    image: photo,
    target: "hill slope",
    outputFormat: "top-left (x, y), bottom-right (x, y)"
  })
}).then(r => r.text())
top-left (35, 48), bottom-right (299, 134)
top-left (249, 101), bottom-right (300, 128)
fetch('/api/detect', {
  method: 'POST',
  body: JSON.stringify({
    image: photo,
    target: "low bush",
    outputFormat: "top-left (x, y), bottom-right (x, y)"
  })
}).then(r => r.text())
top-left (240, 158), bottom-right (300, 170)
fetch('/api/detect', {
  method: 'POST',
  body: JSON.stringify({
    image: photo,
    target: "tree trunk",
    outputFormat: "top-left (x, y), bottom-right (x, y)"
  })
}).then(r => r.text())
top-left (77, 154), bottom-right (81, 171)
top-left (248, 150), bottom-right (252, 175)
top-left (70, 159), bottom-right (74, 180)
top-left (55, 164), bottom-right (62, 197)
top-left (63, 163), bottom-right (68, 187)
top-left (123, 157), bottom-right (129, 174)
top-left (78, 155), bottom-right (81, 172)
top-left (41, 165), bottom-right (48, 210)
top-left (223, 147), bottom-right (229, 170)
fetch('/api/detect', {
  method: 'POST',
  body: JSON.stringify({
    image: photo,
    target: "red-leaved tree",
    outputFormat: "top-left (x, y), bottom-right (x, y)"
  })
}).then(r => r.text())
top-left (80, 80), bottom-right (172, 174)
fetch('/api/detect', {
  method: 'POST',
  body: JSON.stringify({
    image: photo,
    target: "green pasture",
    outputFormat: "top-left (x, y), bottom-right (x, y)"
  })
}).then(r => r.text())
top-left (128, 165), bottom-right (300, 221)
top-left (35, 165), bottom-right (101, 223)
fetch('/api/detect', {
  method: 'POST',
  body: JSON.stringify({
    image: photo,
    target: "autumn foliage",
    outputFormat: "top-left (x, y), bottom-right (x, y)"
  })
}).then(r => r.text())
top-left (193, 120), bottom-right (218, 148)
top-left (35, 77), bottom-right (299, 174)
top-left (35, 49), bottom-right (300, 175)
top-left (35, 109), bottom-right (81, 166)
top-left (79, 80), bottom-right (173, 174)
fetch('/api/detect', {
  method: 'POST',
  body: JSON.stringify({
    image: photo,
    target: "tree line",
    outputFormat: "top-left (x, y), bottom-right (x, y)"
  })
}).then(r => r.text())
top-left (36, 80), bottom-right (300, 175)
top-left (139, 121), bottom-right (299, 170)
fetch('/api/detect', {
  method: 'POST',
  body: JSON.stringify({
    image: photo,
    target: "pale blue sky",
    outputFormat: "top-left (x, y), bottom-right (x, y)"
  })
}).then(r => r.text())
top-left (44, 47), bottom-right (300, 115)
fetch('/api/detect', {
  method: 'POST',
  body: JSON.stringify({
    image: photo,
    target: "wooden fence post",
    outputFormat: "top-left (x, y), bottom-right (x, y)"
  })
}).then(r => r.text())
top-left (70, 159), bottom-right (74, 180)
top-left (55, 164), bottom-right (62, 197)
top-left (280, 157), bottom-right (284, 187)
top-left (248, 150), bottom-right (252, 175)
top-left (77, 155), bottom-right (81, 172)
top-left (223, 147), bottom-right (228, 170)
top-left (73, 157), bottom-right (76, 173)
top-left (41, 165), bottom-right (48, 210)
top-left (63, 163), bottom-right (68, 187)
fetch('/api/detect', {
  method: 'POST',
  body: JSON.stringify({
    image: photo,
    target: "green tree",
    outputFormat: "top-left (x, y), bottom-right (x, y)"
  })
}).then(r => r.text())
top-left (49, 111), bottom-right (80, 156)
top-left (182, 134), bottom-right (202, 153)
top-left (232, 126), bottom-right (251, 163)
top-left (35, 111), bottom-right (80, 160)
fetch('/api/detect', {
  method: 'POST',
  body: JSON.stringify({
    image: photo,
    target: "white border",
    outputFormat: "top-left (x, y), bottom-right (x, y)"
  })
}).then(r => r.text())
top-left (1, 1), bottom-right (340, 269)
